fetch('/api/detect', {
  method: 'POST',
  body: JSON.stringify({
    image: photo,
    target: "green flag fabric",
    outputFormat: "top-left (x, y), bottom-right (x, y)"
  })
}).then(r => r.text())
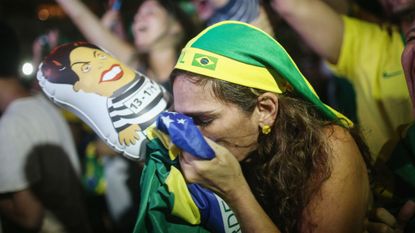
top-left (133, 124), bottom-right (241, 233)
top-left (133, 136), bottom-right (210, 233)
top-left (175, 21), bottom-right (352, 127)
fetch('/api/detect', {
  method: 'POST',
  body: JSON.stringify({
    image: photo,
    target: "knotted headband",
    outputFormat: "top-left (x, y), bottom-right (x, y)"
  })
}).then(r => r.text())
top-left (175, 21), bottom-right (352, 127)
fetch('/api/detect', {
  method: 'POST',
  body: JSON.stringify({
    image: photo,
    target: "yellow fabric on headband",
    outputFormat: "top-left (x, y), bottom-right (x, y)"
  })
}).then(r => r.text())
top-left (175, 47), bottom-right (288, 94)
top-left (175, 47), bottom-right (353, 127)
top-left (175, 21), bottom-right (353, 127)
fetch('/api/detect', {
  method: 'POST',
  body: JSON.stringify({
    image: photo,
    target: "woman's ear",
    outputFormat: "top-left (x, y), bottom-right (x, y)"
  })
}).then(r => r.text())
top-left (257, 92), bottom-right (278, 128)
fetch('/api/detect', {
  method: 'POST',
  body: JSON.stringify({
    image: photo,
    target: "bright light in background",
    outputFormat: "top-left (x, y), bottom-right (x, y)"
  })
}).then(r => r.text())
top-left (37, 4), bottom-right (66, 21)
top-left (21, 62), bottom-right (34, 76)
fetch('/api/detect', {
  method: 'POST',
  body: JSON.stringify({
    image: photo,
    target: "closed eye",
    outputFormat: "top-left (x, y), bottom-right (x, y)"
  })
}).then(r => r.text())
top-left (192, 116), bottom-right (214, 127)
top-left (183, 111), bottom-right (218, 128)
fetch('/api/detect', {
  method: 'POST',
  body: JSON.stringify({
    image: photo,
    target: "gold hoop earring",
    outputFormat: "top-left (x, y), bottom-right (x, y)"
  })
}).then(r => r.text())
top-left (262, 125), bottom-right (271, 135)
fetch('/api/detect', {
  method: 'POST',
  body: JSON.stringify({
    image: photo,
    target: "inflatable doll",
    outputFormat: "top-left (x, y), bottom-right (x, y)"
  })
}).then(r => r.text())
top-left (37, 42), bottom-right (171, 160)
top-left (37, 41), bottom-right (239, 233)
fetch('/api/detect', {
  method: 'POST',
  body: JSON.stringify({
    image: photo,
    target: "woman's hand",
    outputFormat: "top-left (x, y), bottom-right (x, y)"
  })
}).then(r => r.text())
top-left (179, 137), bottom-right (247, 200)
top-left (365, 200), bottom-right (415, 233)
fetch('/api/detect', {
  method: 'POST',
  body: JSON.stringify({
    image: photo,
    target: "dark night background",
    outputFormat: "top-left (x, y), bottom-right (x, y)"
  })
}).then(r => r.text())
top-left (0, 0), bottom-right (106, 72)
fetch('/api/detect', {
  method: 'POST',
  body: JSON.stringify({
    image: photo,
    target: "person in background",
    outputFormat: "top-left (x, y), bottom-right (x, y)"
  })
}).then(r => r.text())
top-left (191, 0), bottom-right (276, 36)
top-left (93, 140), bottom-right (141, 233)
top-left (0, 21), bottom-right (91, 233)
top-left (364, 19), bottom-right (415, 233)
top-left (270, 0), bottom-right (415, 160)
top-left (100, 0), bottom-right (128, 42)
top-left (55, 0), bottom-right (198, 93)
top-left (32, 29), bottom-right (61, 71)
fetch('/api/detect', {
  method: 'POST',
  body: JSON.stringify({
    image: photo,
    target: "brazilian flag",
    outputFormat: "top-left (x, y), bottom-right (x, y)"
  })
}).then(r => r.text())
top-left (191, 53), bottom-right (218, 71)
top-left (133, 112), bottom-right (240, 233)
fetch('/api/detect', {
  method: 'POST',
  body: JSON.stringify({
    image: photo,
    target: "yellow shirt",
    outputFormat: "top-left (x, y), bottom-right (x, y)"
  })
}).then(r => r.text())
top-left (329, 16), bottom-right (413, 160)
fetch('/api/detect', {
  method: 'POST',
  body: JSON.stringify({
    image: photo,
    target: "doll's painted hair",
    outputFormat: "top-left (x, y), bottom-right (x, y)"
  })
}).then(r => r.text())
top-left (41, 41), bottom-right (99, 85)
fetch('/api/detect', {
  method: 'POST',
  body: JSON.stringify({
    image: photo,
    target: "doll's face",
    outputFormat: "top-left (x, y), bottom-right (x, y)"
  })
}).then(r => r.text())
top-left (70, 47), bottom-right (135, 96)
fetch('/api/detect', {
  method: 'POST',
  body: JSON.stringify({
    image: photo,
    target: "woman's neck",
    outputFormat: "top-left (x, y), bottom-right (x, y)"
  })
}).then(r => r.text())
top-left (147, 47), bottom-right (177, 83)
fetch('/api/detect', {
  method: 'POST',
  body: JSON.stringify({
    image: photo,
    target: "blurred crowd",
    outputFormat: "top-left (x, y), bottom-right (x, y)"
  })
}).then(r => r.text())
top-left (1, 0), bottom-right (415, 232)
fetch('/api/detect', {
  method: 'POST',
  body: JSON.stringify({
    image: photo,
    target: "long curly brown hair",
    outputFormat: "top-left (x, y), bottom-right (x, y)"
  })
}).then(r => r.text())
top-left (171, 69), bottom-right (371, 232)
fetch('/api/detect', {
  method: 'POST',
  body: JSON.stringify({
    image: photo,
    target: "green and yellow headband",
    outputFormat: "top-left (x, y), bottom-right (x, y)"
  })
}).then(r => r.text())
top-left (175, 21), bottom-right (352, 127)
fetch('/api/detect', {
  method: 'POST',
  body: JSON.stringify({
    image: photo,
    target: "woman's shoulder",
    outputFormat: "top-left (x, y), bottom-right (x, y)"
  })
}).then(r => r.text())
top-left (324, 123), bottom-right (367, 170)
top-left (323, 124), bottom-right (366, 170)
top-left (323, 124), bottom-right (354, 143)
top-left (301, 124), bottom-right (370, 232)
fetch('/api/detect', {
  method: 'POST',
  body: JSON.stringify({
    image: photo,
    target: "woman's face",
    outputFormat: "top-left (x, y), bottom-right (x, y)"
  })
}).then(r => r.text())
top-left (132, 0), bottom-right (176, 51)
top-left (173, 75), bottom-right (260, 161)
top-left (70, 47), bottom-right (135, 97)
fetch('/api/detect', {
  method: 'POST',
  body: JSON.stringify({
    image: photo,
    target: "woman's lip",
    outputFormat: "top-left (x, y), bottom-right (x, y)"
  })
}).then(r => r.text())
top-left (100, 64), bottom-right (123, 83)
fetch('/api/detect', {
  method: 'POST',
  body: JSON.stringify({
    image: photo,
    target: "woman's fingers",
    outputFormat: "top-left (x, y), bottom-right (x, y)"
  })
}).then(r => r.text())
top-left (370, 207), bottom-right (397, 227)
top-left (397, 200), bottom-right (415, 228)
top-left (179, 151), bottom-right (210, 183)
top-left (365, 202), bottom-right (415, 233)
top-left (365, 221), bottom-right (395, 233)
top-left (204, 137), bottom-right (236, 162)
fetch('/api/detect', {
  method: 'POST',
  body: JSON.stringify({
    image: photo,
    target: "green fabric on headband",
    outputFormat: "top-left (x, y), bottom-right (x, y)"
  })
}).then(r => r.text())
top-left (177, 21), bottom-right (352, 127)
